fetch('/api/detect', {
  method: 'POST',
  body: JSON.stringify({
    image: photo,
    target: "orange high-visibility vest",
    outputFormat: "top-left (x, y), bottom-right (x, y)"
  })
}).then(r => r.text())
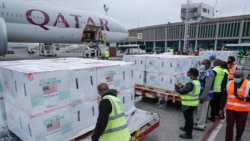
top-left (228, 64), bottom-right (236, 80)
top-left (226, 79), bottom-right (250, 112)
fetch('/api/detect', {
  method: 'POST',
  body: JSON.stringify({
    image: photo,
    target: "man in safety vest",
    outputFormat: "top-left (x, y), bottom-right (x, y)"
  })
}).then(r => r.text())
top-left (175, 68), bottom-right (201, 139)
top-left (209, 54), bottom-right (216, 69)
top-left (104, 49), bottom-right (110, 60)
top-left (224, 70), bottom-right (250, 141)
top-left (91, 83), bottom-right (130, 141)
top-left (194, 59), bottom-right (215, 131)
top-left (208, 59), bottom-right (225, 122)
top-left (245, 49), bottom-right (250, 66)
top-left (227, 56), bottom-right (241, 80)
top-left (217, 61), bottom-right (230, 119)
top-left (152, 50), bottom-right (156, 54)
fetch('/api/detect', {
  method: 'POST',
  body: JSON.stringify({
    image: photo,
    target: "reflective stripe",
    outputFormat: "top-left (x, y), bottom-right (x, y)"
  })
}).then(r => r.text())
top-left (103, 124), bottom-right (128, 134)
top-left (215, 82), bottom-right (221, 85)
top-left (109, 113), bottom-right (125, 120)
top-left (104, 96), bottom-right (125, 120)
top-left (227, 102), bottom-right (250, 107)
top-left (228, 95), bottom-right (236, 98)
top-left (182, 98), bottom-right (199, 101)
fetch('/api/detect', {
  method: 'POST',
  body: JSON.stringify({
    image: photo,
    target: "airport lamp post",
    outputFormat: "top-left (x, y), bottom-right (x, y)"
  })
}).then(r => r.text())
top-left (103, 4), bottom-right (109, 16)
top-left (183, 0), bottom-right (190, 50)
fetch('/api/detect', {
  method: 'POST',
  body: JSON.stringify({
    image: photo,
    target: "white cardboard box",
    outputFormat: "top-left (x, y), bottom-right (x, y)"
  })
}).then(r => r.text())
top-left (145, 71), bottom-right (160, 88)
top-left (1, 65), bottom-right (71, 115)
top-left (5, 101), bottom-right (73, 141)
top-left (118, 88), bottom-right (135, 113)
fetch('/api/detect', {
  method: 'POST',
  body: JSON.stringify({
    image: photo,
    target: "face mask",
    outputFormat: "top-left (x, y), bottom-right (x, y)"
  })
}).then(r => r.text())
top-left (200, 65), bottom-right (206, 70)
top-left (234, 78), bottom-right (242, 84)
top-left (186, 76), bottom-right (192, 82)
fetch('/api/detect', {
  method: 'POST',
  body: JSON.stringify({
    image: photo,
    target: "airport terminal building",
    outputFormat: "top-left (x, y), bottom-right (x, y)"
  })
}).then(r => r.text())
top-left (119, 13), bottom-right (250, 52)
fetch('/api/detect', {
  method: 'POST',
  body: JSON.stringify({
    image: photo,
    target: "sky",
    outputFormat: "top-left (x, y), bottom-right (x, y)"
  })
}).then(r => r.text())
top-left (23, 0), bottom-right (250, 29)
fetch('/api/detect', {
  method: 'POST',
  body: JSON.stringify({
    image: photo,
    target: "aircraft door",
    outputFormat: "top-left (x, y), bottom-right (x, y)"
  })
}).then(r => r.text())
top-left (82, 25), bottom-right (102, 43)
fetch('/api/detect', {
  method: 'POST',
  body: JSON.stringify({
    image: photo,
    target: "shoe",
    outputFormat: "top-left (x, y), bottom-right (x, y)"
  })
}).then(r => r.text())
top-left (207, 117), bottom-right (215, 122)
top-left (179, 134), bottom-right (192, 139)
top-left (193, 126), bottom-right (205, 131)
top-left (179, 126), bottom-right (186, 132)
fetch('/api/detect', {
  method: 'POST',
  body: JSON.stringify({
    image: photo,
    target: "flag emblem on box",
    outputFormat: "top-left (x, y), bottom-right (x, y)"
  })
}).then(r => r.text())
top-left (46, 121), bottom-right (60, 132)
top-left (106, 76), bottom-right (114, 83)
top-left (43, 85), bottom-right (57, 95)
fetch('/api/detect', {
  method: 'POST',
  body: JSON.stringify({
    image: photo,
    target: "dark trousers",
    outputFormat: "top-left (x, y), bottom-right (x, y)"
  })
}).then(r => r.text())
top-left (183, 106), bottom-right (196, 135)
top-left (210, 92), bottom-right (221, 119)
top-left (225, 109), bottom-right (248, 141)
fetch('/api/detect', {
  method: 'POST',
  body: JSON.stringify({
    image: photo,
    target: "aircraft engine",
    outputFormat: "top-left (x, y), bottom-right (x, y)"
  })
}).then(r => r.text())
top-left (0, 17), bottom-right (7, 56)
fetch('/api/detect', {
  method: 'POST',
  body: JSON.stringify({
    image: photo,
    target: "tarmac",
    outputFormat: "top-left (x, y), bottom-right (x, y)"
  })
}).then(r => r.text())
top-left (1, 50), bottom-right (250, 141)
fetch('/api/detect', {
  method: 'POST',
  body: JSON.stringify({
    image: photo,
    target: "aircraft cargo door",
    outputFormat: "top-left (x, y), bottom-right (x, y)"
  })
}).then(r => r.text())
top-left (82, 25), bottom-right (102, 42)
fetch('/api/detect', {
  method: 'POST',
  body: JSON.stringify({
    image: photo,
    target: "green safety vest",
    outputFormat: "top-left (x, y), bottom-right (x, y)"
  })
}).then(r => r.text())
top-left (247, 51), bottom-right (250, 59)
top-left (180, 80), bottom-right (200, 106)
top-left (101, 95), bottom-right (131, 141)
top-left (213, 66), bottom-right (225, 92)
top-left (104, 50), bottom-right (110, 57)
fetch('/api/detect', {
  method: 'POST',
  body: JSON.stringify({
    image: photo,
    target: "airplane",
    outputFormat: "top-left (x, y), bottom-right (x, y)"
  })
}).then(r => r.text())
top-left (0, 0), bottom-right (129, 56)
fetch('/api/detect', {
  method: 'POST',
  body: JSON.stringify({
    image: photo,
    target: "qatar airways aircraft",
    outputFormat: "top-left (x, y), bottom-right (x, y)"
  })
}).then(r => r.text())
top-left (0, 0), bottom-right (129, 55)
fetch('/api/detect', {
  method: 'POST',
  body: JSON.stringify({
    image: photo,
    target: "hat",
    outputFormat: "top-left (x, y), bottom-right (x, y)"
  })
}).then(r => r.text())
top-left (209, 54), bottom-right (216, 60)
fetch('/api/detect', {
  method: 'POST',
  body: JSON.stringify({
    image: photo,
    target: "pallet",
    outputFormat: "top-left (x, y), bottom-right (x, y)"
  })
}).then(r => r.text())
top-left (134, 84), bottom-right (181, 103)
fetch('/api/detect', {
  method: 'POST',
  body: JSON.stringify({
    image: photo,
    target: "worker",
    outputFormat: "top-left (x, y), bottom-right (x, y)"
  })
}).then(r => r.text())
top-left (237, 49), bottom-right (244, 64)
top-left (217, 61), bottom-right (229, 119)
top-left (175, 68), bottom-right (201, 139)
top-left (223, 70), bottom-right (250, 141)
top-left (104, 49), bottom-right (110, 60)
top-left (91, 83), bottom-right (130, 141)
top-left (245, 49), bottom-right (250, 67)
top-left (227, 56), bottom-right (243, 80)
top-left (169, 48), bottom-right (174, 55)
top-left (209, 54), bottom-right (216, 69)
top-left (194, 59), bottom-right (215, 131)
top-left (152, 50), bottom-right (156, 54)
top-left (208, 59), bottom-right (225, 122)
top-left (27, 48), bottom-right (32, 55)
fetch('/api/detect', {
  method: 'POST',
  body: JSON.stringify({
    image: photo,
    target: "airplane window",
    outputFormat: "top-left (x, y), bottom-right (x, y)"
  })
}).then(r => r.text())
top-left (16, 14), bottom-right (18, 17)
top-left (6, 13), bottom-right (9, 16)
top-left (33, 16), bottom-right (35, 19)
top-left (20, 14), bottom-right (23, 18)
top-left (37, 16), bottom-right (39, 19)
top-left (1, 12), bottom-right (3, 16)
top-left (11, 13), bottom-right (13, 17)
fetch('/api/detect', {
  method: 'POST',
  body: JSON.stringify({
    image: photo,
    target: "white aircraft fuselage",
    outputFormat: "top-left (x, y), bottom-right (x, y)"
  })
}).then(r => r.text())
top-left (0, 0), bottom-right (129, 55)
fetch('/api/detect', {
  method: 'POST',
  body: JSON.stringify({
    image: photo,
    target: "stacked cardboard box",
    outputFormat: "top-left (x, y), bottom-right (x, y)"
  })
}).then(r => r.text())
top-left (0, 58), bottom-right (136, 141)
top-left (199, 51), bottom-right (237, 62)
top-left (123, 54), bottom-right (199, 91)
